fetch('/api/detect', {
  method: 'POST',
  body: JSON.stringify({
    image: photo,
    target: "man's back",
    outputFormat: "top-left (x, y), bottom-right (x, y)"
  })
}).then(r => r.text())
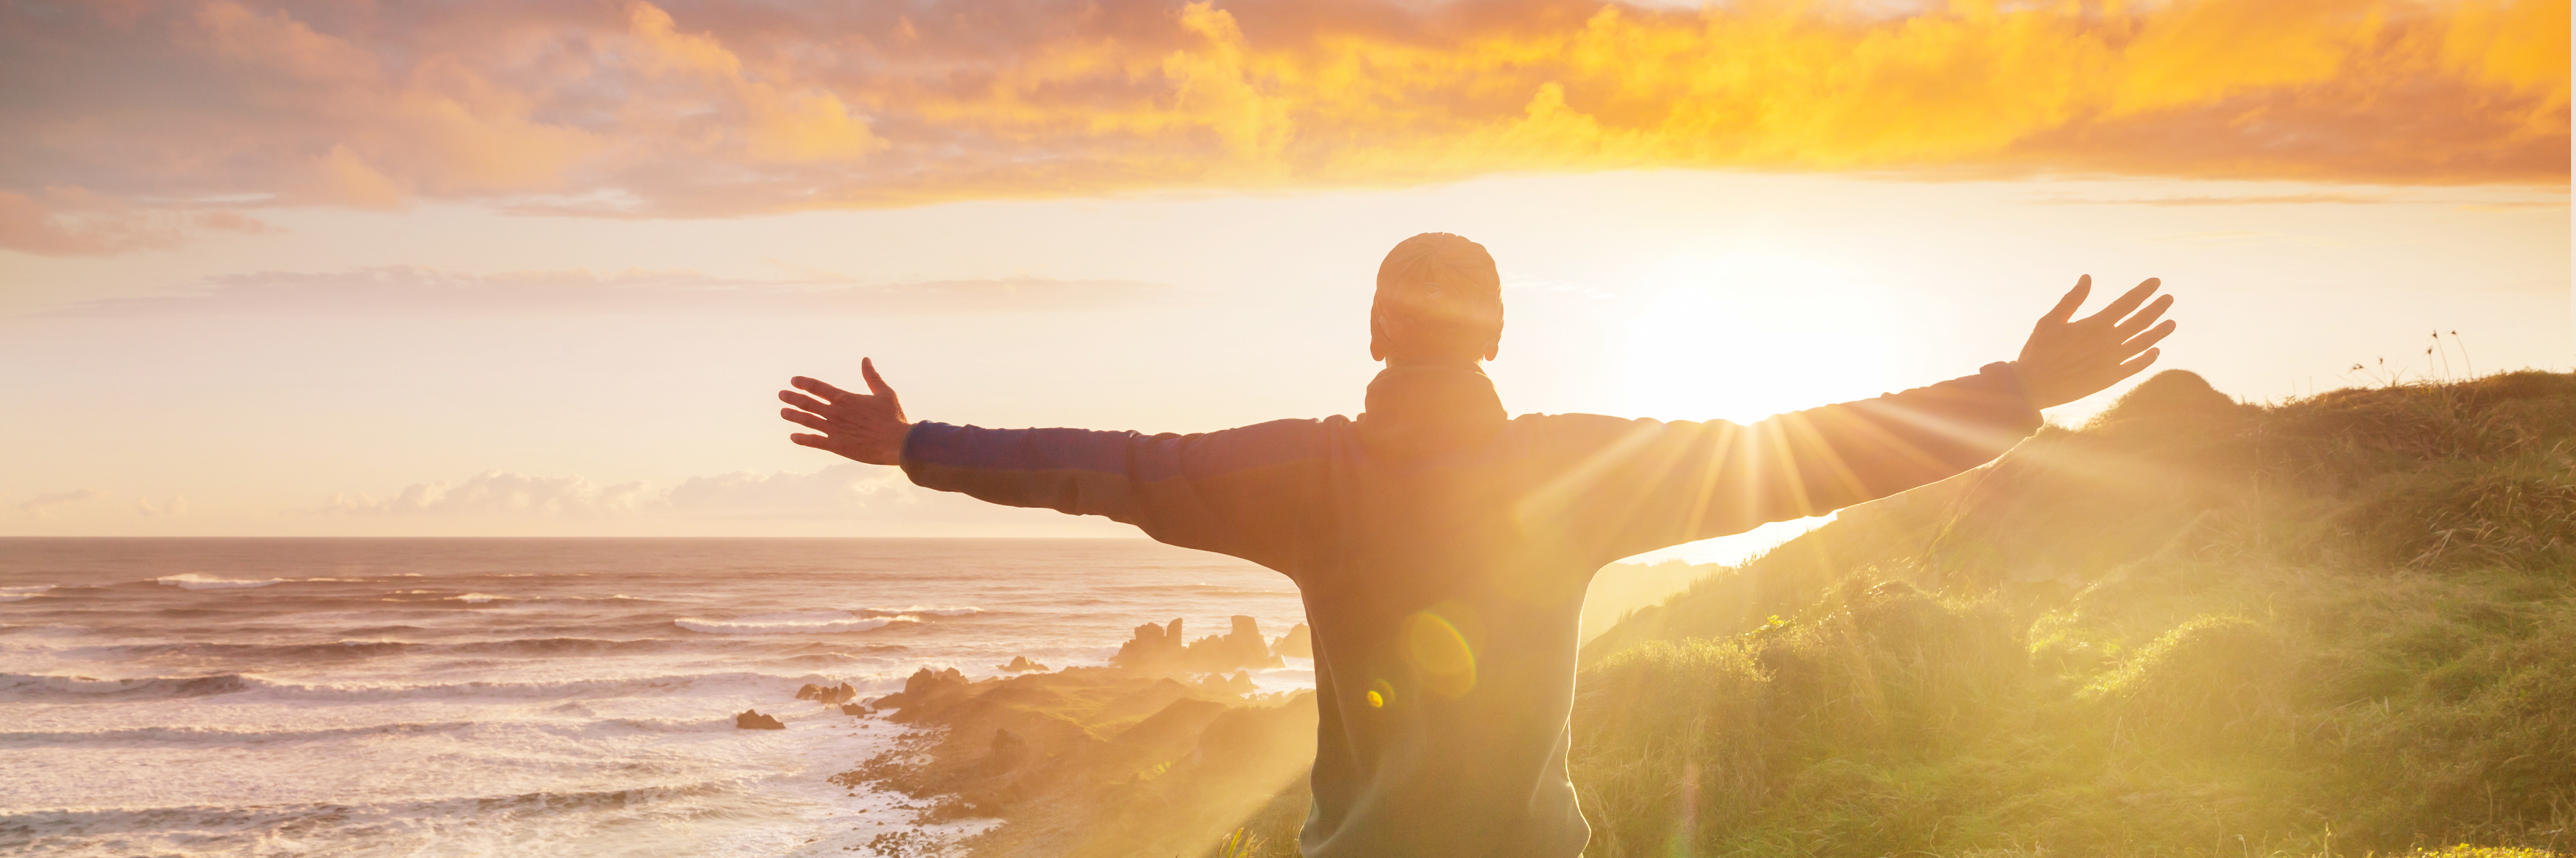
top-left (898, 361), bottom-right (2042, 856)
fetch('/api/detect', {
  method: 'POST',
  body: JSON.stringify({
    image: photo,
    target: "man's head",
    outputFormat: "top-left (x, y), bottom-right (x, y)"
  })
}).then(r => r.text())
top-left (1371, 232), bottom-right (1504, 365)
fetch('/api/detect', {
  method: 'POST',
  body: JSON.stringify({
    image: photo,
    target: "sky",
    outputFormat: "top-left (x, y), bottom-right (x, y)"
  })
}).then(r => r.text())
top-left (0, 0), bottom-right (2567, 559)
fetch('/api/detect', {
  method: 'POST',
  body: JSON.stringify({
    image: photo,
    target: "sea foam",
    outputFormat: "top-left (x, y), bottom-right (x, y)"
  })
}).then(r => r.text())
top-left (673, 611), bottom-right (910, 635)
top-left (0, 669), bottom-right (855, 706)
top-left (863, 605), bottom-right (984, 617)
top-left (154, 574), bottom-right (286, 589)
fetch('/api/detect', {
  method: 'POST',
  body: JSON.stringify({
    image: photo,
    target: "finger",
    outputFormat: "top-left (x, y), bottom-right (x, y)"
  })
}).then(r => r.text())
top-left (780, 408), bottom-right (832, 432)
top-left (2116, 319), bottom-right (2177, 355)
top-left (789, 433), bottom-right (832, 449)
top-left (779, 390), bottom-right (834, 414)
top-left (2109, 347), bottom-right (2161, 382)
top-left (860, 358), bottom-right (897, 399)
top-left (791, 376), bottom-right (858, 403)
top-left (2040, 275), bottom-right (2090, 325)
top-left (2112, 294), bottom-right (2175, 338)
top-left (2082, 278), bottom-right (2160, 325)
top-left (861, 357), bottom-right (904, 412)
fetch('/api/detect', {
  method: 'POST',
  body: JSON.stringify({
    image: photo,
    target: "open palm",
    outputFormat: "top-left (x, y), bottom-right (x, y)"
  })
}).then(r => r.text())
top-left (778, 358), bottom-right (911, 465)
top-left (2015, 275), bottom-right (2177, 410)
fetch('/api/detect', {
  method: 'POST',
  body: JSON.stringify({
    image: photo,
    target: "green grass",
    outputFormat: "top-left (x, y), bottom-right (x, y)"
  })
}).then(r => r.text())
top-left (1557, 370), bottom-right (2576, 857)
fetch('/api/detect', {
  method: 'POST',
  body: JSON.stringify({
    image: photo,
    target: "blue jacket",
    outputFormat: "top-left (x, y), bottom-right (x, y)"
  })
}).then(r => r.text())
top-left (901, 363), bottom-right (2041, 857)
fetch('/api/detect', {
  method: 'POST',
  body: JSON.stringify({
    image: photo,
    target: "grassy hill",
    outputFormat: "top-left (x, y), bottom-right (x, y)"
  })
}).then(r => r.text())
top-left (1583, 559), bottom-right (1724, 644)
top-left (1566, 369), bottom-right (2576, 857)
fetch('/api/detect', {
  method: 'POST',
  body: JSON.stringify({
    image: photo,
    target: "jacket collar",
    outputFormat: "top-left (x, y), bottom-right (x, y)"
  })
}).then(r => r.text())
top-left (1358, 365), bottom-right (1508, 456)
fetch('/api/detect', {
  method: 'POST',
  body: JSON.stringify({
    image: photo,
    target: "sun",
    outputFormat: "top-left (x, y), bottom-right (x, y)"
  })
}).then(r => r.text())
top-left (1617, 251), bottom-right (1905, 426)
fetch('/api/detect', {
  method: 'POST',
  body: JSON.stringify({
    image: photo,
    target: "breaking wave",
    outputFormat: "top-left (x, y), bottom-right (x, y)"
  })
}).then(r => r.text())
top-left (674, 611), bottom-right (913, 635)
top-left (862, 606), bottom-right (983, 617)
top-left (154, 574), bottom-right (286, 589)
top-left (3, 780), bottom-right (742, 831)
top-left (0, 715), bottom-right (737, 750)
top-left (0, 672), bottom-right (255, 699)
top-left (0, 670), bottom-right (814, 703)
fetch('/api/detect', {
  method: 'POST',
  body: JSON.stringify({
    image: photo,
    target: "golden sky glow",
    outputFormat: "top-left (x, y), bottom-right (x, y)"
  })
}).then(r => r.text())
top-left (0, 0), bottom-right (2565, 254)
top-left (0, 2), bottom-right (2564, 548)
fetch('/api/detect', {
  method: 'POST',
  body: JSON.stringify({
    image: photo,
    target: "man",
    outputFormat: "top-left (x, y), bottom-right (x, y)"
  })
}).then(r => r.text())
top-left (777, 233), bottom-right (2174, 857)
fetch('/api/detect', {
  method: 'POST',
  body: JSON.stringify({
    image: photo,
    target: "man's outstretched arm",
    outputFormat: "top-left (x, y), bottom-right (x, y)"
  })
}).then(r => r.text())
top-left (778, 361), bottom-right (1313, 567)
top-left (1551, 275), bottom-right (2175, 559)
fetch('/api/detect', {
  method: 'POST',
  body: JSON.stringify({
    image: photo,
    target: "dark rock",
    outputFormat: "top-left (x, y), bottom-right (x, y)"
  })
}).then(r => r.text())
top-left (997, 655), bottom-right (1051, 673)
top-left (1110, 619), bottom-right (1188, 672)
top-left (1224, 615), bottom-right (1285, 669)
top-left (1197, 670), bottom-right (1257, 696)
top-left (800, 681), bottom-right (859, 705)
top-left (1271, 623), bottom-right (1313, 659)
top-left (1181, 616), bottom-right (1283, 672)
top-left (735, 709), bottom-right (785, 730)
top-left (904, 667), bottom-right (968, 697)
top-left (872, 666), bottom-right (971, 713)
top-left (841, 702), bottom-right (868, 716)
top-left (988, 727), bottom-right (1027, 769)
top-left (1116, 616), bottom-right (1286, 676)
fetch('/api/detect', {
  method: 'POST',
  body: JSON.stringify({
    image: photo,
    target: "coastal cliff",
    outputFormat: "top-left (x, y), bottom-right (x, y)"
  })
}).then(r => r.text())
top-left (833, 617), bottom-right (1317, 857)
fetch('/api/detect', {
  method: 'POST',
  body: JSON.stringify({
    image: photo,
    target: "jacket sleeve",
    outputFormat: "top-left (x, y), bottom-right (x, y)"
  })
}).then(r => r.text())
top-left (897, 418), bottom-right (1323, 569)
top-left (1526, 362), bottom-right (2044, 561)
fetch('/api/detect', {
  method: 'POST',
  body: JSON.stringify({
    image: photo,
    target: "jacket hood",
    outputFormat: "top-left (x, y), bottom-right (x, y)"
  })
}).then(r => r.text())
top-left (1356, 366), bottom-right (1509, 458)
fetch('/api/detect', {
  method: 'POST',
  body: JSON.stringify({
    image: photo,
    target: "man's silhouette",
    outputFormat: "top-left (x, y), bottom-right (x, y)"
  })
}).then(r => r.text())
top-left (778, 233), bottom-right (2174, 857)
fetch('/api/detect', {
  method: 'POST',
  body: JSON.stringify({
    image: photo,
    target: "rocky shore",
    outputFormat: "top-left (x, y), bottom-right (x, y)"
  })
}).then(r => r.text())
top-left (761, 616), bottom-right (1319, 857)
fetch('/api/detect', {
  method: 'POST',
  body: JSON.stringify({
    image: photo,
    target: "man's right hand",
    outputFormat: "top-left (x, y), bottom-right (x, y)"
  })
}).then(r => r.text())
top-left (779, 358), bottom-right (911, 466)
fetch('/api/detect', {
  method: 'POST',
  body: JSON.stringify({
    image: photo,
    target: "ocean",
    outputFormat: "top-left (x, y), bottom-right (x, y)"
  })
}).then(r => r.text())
top-left (0, 538), bottom-right (1311, 857)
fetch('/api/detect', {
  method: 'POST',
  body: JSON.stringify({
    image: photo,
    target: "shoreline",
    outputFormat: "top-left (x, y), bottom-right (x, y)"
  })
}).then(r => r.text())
top-left (806, 616), bottom-right (1320, 857)
top-left (0, 539), bottom-right (1310, 857)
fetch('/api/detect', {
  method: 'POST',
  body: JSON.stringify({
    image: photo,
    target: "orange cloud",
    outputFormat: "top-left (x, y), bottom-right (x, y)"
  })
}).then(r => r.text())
top-left (43, 265), bottom-right (1176, 316)
top-left (0, 0), bottom-right (2562, 253)
top-left (0, 188), bottom-right (273, 256)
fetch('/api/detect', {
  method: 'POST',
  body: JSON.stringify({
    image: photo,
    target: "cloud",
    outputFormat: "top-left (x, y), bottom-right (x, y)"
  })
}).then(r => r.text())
top-left (2455, 199), bottom-right (2571, 212)
top-left (0, 188), bottom-right (275, 256)
top-left (2027, 189), bottom-right (2569, 207)
top-left (320, 464), bottom-right (1017, 522)
top-left (664, 464), bottom-right (932, 519)
top-left (2032, 193), bottom-right (2397, 206)
top-left (137, 496), bottom-right (191, 517)
top-left (2141, 230), bottom-right (2290, 247)
top-left (38, 265), bottom-right (1175, 317)
top-left (324, 472), bottom-right (656, 517)
top-left (0, 0), bottom-right (2563, 254)
top-left (19, 490), bottom-right (106, 519)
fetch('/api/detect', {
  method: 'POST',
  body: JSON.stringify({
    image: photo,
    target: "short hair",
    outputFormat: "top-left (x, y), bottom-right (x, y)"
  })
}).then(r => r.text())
top-left (1372, 233), bottom-right (1504, 361)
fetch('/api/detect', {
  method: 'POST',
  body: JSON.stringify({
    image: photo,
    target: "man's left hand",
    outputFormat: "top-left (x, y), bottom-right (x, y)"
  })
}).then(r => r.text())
top-left (2013, 275), bottom-right (2177, 410)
